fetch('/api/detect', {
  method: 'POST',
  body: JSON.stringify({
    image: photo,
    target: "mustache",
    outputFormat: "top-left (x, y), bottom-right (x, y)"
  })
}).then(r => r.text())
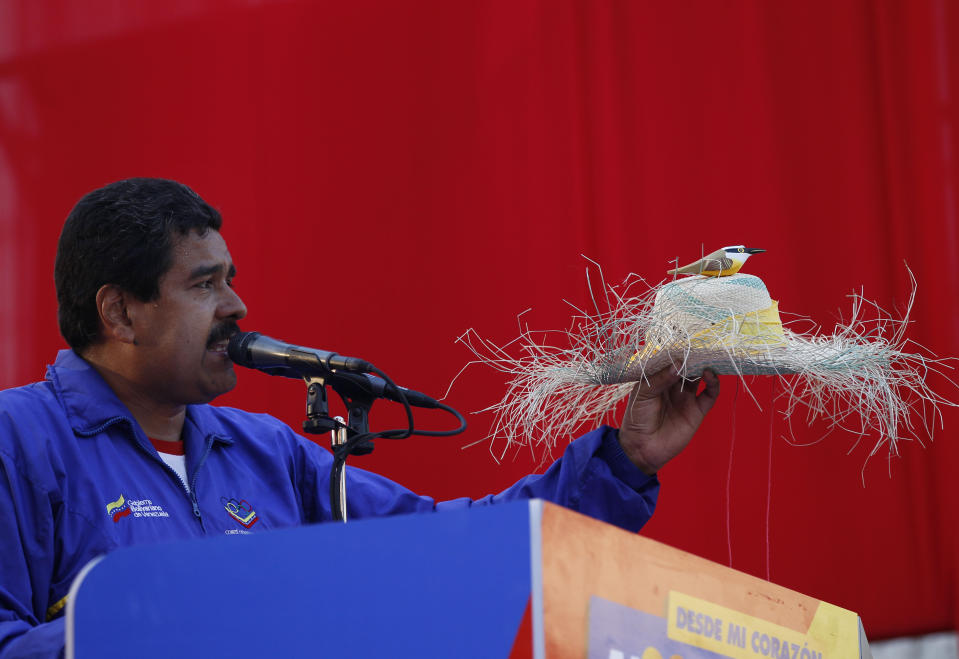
top-left (207, 321), bottom-right (241, 348)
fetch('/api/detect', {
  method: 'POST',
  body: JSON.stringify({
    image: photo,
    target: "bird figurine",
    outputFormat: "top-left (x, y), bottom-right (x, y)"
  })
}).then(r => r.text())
top-left (667, 245), bottom-right (766, 277)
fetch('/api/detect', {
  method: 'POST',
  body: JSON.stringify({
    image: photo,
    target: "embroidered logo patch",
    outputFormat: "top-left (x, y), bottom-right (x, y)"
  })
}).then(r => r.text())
top-left (106, 494), bottom-right (130, 523)
top-left (126, 499), bottom-right (170, 518)
top-left (221, 497), bottom-right (258, 528)
top-left (105, 494), bottom-right (170, 521)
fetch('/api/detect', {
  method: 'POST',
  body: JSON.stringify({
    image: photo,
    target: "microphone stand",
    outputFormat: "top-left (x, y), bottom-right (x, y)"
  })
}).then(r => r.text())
top-left (300, 374), bottom-right (376, 522)
top-left (331, 417), bottom-right (348, 522)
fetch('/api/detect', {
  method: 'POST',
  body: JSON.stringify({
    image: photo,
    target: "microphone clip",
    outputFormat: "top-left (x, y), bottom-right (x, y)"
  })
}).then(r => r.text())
top-left (301, 373), bottom-right (374, 455)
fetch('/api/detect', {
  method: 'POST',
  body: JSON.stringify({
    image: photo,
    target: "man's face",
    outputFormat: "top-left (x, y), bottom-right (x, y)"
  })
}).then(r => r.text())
top-left (127, 229), bottom-right (247, 406)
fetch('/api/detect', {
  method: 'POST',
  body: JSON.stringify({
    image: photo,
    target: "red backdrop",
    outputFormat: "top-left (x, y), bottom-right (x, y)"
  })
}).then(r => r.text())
top-left (1, 0), bottom-right (957, 641)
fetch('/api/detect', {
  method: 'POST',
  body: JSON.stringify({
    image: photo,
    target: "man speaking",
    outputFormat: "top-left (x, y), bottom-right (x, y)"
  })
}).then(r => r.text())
top-left (0, 178), bottom-right (719, 657)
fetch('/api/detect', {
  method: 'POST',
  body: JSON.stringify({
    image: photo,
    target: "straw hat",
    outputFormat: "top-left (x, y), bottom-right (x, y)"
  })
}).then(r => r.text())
top-left (461, 268), bottom-right (953, 462)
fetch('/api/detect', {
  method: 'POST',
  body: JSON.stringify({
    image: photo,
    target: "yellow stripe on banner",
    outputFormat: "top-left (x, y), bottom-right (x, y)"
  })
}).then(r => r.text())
top-left (46, 595), bottom-right (67, 621)
top-left (666, 591), bottom-right (859, 659)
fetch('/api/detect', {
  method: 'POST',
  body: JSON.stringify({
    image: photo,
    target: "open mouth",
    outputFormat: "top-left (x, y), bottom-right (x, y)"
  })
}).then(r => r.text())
top-left (206, 322), bottom-right (241, 356)
top-left (207, 339), bottom-right (230, 355)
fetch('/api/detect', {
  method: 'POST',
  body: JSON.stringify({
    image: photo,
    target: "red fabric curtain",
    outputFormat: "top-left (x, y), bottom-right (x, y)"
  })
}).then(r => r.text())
top-left (1, 0), bottom-right (957, 640)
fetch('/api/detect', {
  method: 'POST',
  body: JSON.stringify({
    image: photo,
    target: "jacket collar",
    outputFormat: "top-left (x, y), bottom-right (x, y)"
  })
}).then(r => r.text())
top-left (48, 349), bottom-right (234, 446)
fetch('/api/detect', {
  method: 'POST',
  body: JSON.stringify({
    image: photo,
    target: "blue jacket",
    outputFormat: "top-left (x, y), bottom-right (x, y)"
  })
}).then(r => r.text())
top-left (0, 350), bottom-right (659, 658)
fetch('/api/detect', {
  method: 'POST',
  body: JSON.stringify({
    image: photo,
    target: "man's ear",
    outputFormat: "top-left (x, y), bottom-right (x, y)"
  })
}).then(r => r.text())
top-left (95, 284), bottom-right (136, 344)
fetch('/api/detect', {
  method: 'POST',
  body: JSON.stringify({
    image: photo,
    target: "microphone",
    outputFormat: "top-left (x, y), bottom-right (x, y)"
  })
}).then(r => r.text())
top-left (227, 331), bottom-right (373, 375)
top-left (328, 371), bottom-right (441, 409)
top-left (227, 332), bottom-right (441, 409)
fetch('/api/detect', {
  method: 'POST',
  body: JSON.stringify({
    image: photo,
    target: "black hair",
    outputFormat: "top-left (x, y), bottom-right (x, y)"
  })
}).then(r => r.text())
top-left (54, 178), bottom-right (223, 352)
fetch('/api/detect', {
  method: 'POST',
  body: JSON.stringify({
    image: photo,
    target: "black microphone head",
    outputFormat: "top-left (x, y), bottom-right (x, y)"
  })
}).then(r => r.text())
top-left (227, 331), bottom-right (371, 375)
top-left (227, 331), bottom-right (260, 366)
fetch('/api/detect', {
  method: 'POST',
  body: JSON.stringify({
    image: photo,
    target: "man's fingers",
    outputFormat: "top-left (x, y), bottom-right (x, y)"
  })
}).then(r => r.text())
top-left (695, 369), bottom-right (720, 415)
top-left (635, 365), bottom-right (683, 400)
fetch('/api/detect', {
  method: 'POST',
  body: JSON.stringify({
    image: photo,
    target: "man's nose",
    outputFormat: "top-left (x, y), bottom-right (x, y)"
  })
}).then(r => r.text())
top-left (219, 286), bottom-right (248, 320)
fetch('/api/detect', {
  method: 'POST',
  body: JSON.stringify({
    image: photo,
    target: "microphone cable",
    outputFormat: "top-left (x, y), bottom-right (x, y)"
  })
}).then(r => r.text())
top-left (327, 365), bottom-right (467, 520)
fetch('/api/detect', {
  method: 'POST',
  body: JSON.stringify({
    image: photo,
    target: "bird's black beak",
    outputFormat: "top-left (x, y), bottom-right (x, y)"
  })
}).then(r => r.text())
top-left (745, 248), bottom-right (766, 254)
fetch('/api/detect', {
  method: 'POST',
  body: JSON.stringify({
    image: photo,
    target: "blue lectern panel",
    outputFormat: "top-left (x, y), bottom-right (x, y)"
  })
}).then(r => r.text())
top-left (69, 501), bottom-right (533, 658)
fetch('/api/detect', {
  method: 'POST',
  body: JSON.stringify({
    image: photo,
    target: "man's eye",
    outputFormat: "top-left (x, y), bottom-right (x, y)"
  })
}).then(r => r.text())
top-left (196, 280), bottom-right (214, 289)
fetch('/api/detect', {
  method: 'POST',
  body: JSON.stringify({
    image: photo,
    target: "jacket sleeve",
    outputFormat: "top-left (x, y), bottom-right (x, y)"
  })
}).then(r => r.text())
top-left (0, 448), bottom-right (63, 659)
top-left (0, 620), bottom-right (64, 659)
top-left (327, 425), bottom-right (659, 533)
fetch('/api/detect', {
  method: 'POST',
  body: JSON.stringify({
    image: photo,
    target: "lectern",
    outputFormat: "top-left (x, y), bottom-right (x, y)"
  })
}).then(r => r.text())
top-left (65, 500), bottom-right (871, 658)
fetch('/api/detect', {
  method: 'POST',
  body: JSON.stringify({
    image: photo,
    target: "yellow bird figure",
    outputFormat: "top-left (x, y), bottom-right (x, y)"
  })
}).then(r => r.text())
top-left (667, 245), bottom-right (766, 277)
